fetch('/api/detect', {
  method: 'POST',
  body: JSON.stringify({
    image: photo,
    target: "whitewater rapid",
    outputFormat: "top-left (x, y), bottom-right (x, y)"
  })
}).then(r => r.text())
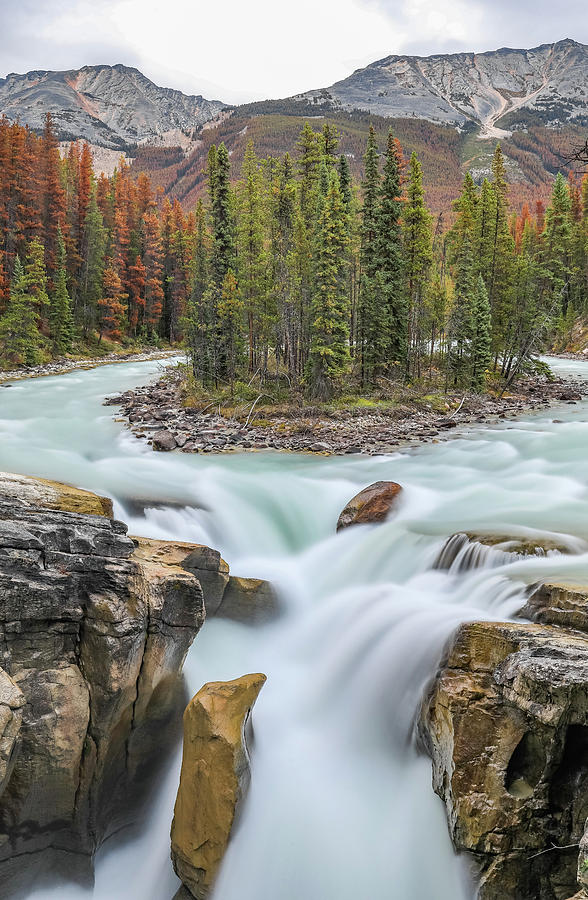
top-left (1, 355), bottom-right (588, 900)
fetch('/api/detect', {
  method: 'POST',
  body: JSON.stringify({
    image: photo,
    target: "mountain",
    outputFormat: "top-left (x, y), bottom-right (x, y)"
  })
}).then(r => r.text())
top-left (292, 39), bottom-right (588, 136)
top-left (0, 64), bottom-right (228, 150)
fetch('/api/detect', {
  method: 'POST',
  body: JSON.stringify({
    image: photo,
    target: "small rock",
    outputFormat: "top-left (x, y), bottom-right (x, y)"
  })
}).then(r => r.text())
top-left (152, 430), bottom-right (177, 452)
top-left (337, 481), bottom-right (403, 531)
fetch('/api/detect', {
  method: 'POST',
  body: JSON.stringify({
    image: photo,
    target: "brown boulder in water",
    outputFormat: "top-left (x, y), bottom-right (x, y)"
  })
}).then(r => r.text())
top-left (171, 673), bottom-right (266, 899)
top-left (336, 480), bottom-right (403, 531)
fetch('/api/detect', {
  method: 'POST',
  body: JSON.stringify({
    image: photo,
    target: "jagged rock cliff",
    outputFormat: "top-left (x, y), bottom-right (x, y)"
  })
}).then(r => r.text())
top-left (0, 473), bottom-right (206, 892)
top-left (421, 600), bottom-right (588, 899)
top-left (0, 472), bottom-right (274, 895)
top-left (294, 39), bottom-right (588, 134)
top-left (0, 64), bottom-right (227, 149)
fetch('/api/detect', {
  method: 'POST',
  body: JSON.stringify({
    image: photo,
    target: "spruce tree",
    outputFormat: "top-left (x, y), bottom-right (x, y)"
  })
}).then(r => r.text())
top-left (471, 275), bottom-right (492, 391)
top-left (375, 128), bottom-right (406, 372)
top-left (404, 152), bottom-right (433, 378)
top-left (0, 256), bottom-right (45, 367)
top-left (358, 126), bottom-right (384, 384)
top-left (237, 141), bottom-right (268, 372)
top-left (307, 173), bottom-right (350, 400)
top-left (217, 270), bottom-right (244, 393)
top-left (50, 227), bottom-right (74, 355)
top-left (448, 233), bottom-right (476, 386)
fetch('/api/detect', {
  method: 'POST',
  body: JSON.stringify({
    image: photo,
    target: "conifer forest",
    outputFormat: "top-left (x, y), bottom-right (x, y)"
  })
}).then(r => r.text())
top-left (1, 113), bottom-right (587, 399)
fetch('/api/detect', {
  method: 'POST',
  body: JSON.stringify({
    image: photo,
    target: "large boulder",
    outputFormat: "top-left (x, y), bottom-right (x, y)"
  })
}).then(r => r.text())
top-left (336, 480), bottom-right (403, 531)
top-left (421, 620), bottom-right (588, 899)
top-left (0, 474), bottom-right (206, 893)
top-left (171, 673), bottom-right (266, 899)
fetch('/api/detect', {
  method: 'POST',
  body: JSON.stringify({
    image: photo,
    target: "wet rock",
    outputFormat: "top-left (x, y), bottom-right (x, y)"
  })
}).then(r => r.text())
top-left (171, 673), bottom-right (267, 900)
top-left (522, 582), bottom-right (588, 633)
top-left (336, 480), bottom-right (403, 531)
top-left (0, 670), bottom-right (25, 796)
top-left (421, 621), bottom-right (588, 899)
top-left (152, 430), bottom-right (178, 451)
top-left (0, 476), bottom-right (206, 893)
top-left (216, 576), bottom-right (280, 625)
top-left (0, 470), bottom-right (113, 517)
top-left (132, 537), bottom-right (230, 617)
top-left (435, 531), bottom-right (578, 571)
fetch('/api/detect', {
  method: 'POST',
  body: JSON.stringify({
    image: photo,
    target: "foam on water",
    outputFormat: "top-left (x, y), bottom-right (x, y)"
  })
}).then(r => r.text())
top-left (2, 355), bottom-right (588, 900)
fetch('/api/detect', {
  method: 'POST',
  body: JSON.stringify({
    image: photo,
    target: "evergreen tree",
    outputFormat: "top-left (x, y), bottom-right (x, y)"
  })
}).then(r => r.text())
top-left (471, 275), bottom-right (492, 391)
top-left (404, 152), bottom-right (433, 378)
top-left (375, 128), bottom-right (406, 371)
top-left (217, 270), bottom-right (244, 392)
top-left (0, 256), bottom-right (46, 366)
top-left (448, 233), bottom-right (475, 386)
top-left (307, 174), bottom-right (350, 400)
top-left (211, 143), bottom-right (236, 289)
top-left (50, 227), bottom-right (74, 355)
top-left (358, 126), bottom-right (384, 384)
top-left (338, 155), bottom-right (352, 210)
top-left (542, 172), bottom-right (573, 315)
top-left (237, 141), bottom-right (270, 372)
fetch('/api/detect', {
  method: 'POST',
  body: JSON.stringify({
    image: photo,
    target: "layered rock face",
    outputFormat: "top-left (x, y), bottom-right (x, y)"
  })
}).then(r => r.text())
top-left (421, 616), bottom-right (588, 899)
top-left (171, 674), bottom-right (266, 899)
top-left (0, 473), bottom-right (207, 892)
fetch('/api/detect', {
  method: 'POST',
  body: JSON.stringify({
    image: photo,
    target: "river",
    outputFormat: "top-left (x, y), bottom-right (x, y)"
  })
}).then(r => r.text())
top-left (1, 355), bottom-right (588, 900)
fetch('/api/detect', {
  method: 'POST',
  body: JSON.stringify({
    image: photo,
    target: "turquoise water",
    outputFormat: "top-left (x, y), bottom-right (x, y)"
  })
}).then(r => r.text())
top-left (1, 355), bottom-right (587, 900)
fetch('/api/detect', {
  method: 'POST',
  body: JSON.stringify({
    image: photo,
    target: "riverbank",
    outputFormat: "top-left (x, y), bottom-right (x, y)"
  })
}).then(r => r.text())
top-left (105, 365), bottom-right (585, 455)
top-left (0, 349), bottom-right (181, 384)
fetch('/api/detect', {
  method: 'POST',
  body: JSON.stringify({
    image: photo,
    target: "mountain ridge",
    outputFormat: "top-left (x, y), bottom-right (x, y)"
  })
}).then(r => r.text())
top-left (291, 38), bottom-right (588, 136)
top-left (0, 63), bottom-right (228, 150)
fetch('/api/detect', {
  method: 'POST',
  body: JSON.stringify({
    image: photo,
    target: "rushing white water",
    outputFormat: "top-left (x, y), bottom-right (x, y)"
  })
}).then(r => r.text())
top-left (2, 355), bottom-right (588, 900)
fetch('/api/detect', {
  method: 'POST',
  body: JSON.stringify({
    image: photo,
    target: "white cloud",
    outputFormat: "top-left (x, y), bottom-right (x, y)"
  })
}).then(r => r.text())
top-left (1, 0), bottom-right (586, 102)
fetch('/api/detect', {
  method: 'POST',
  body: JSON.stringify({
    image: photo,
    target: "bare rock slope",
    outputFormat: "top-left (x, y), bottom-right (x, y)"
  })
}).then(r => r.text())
top-left (294, 39), bottom-right (588, 134)
top-left (0, 64), bottom-right (227, 149)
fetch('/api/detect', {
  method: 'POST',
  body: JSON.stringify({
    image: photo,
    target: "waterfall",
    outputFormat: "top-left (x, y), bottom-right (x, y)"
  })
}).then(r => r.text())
top-left (2, 355), bottom-right (588, 900)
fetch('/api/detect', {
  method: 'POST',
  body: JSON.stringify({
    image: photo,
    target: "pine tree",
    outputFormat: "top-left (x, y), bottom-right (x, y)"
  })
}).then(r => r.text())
top-left (307, 173), bottom-right (350, 400)
top-left (50, 227), bottom-right (74, 355)
top-left (211, 143), bottom-right (236, 289)
top-left (471, 275), bottom-right (492, 391)
top-left (358, 126), bottom-right (385, 383)
top-left (404, 152), bottom-right (433, 378)
top-left (542, 172), bottom-right (573, 315)
top-left (0, 256), bottom-right (45, 366)
top-left (338, 155), bottom-right (352, 210)
top-left (217, 270), bottom-right (244, 392)
top-left (79, 187), bottom-right (105, 337)
top-left (448, 233), bottom-right (475, 386)
top-left (237, 142), bottom-right (269, 372)
top-left (375, 128), bottom-right (406, 371)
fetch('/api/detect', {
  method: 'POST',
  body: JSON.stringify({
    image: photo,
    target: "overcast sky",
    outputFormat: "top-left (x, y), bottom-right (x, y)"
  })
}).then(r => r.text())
top-left (0, 0), bottom-right (585, 103)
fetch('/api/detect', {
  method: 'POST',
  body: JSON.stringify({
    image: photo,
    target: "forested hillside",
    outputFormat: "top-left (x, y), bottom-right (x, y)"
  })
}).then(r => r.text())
top-left (0, 113), bottom-right (586, 402)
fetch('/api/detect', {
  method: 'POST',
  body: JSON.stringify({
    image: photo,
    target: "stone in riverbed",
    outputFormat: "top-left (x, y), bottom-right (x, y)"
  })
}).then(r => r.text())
top-left (336, 480), bottom-right (403, 531)
top-left (152, 429), bottom-right (177, 451)
top-left (171, 673), bottom-right (266, 900)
